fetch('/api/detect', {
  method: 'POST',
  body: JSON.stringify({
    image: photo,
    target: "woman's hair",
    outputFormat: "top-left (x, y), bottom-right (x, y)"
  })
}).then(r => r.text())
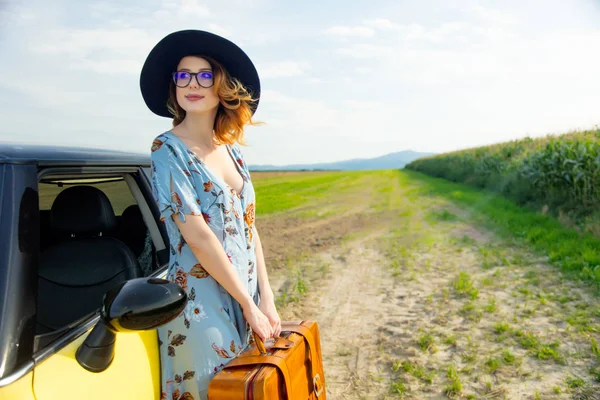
top-left (166, 55), bottom-right (262, 145)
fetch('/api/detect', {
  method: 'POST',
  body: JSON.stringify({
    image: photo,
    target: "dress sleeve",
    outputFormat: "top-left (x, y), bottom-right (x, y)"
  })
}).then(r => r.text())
top-left (150, 137), bottom-right (202, 223)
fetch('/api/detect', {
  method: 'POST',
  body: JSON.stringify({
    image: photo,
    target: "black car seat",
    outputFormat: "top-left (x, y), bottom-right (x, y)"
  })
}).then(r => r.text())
top-left (116, 204), bottom-right (148, 257)
top-left (39, 209), bottom-right (53, 251)
top-left (115, 204), bottom-right (157, 276)
top-left (37, 185), bottom-right (143, 333)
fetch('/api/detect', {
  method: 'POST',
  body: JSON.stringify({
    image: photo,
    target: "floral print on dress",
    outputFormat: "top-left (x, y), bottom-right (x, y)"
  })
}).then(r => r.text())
top-left (150, 131), bottom-right (259, 400)
top-left (174, 268), bottom-right (188, 290)
top-left (184, 299), bottom-right (207, 322)
top-left (244, 203), bottom-right (255, 242)
top-left (189, 264), bottom-right (210, 279)
top-left (211, 342), bottom-right (233, 359)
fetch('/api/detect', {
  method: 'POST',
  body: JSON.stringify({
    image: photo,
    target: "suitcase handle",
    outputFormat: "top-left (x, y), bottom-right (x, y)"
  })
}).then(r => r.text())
top-left (252, 332), bottom-right (295, 355)
top-left (252, 331), bottom-right (268, 355)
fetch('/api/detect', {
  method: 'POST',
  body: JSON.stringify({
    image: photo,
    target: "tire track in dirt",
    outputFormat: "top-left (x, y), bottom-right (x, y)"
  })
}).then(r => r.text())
top-left (276, 233), bottom-right (398, 400)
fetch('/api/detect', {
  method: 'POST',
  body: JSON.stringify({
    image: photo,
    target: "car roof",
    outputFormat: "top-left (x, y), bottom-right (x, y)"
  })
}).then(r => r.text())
top-left (0, 143), bottom-right (150, 167)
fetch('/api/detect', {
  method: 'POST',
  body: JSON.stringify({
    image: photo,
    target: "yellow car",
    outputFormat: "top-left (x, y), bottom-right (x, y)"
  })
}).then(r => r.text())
top-left (0, 143), bottom-right (187, 399)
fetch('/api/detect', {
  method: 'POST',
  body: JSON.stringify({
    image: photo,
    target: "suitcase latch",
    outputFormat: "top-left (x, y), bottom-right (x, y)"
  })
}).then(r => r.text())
top-left (313, 374), bottom-right (324, 397)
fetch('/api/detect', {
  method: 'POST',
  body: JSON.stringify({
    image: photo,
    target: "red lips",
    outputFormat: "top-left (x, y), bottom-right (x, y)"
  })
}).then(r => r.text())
top-left (186, 94), bottom-right (205, 101)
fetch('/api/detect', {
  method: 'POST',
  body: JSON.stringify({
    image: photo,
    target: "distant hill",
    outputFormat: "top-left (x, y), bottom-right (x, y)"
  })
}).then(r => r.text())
top-left (249, 150), bottom-right (436, 171)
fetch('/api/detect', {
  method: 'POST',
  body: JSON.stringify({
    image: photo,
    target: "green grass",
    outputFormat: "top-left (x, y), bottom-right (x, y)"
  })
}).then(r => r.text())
top-left (494, 322), bottom-right (510, 334)
top-left (485, 357), bottom-right (501, 373)
top-left (566, 376), bottom-right (585, 388)
top-left (501, 350), bottom-right (520, 365)
top-left (393, 360), bottom-right (436, 384)
top-left (398, 170), bottom-right (600, 292)
top-left (590, 365), bottom-right (600, 381)
top-left (566, 310), bottom-right (599, 333)
top-left (274, 264), bottom-right (310, 308)
top-left (444, 364), bottom-right (463, 397)
top-left (484, 298), bottom-right (497, 313)
top-left (417, 333), bottom-right (437, 353)
top-left (390, 380), bottom-right (407, 396)
top-left (253, 170), bottom-right (402, 215)
top-left (512, 329), bottom-right (566, 364)
top-left (592, 338), bottom-right (600, 359)
top-left (459, 301), bottom-right (483, 322)
top-left (453, 272), bottom-right (479, 300)
top-left (253, 171), bottom-right (354, 215)
top-left (427, 209), bottom-right (458, 222)
top-left (444, 335), bottom-right (457, 346)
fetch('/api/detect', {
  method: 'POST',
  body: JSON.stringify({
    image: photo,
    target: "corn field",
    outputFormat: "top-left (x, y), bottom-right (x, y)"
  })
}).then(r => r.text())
top-left (405, 128), bottom-right (600, 225)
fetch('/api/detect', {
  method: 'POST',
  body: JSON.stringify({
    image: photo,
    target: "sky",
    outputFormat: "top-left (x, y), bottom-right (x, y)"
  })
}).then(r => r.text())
top-left (1, 0), bottom-right (599, 166)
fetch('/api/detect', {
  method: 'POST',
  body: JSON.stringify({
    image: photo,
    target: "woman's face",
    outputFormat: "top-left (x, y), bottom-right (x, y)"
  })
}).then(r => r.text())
top-left (173, 56), bottom-right (220, 115)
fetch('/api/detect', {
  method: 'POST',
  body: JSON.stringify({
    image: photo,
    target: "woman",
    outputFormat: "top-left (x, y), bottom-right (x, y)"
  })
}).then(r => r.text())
top-left (139, 30), bottom-right (280, 400)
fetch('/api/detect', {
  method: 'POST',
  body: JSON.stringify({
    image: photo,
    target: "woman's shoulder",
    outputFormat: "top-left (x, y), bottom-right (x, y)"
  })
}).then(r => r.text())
top-left (150, 131), bottom-right (173, 154)
top-left (150, 131), bottom-right (196, 162)
top-left (151, 131), bottom-right (176, 151)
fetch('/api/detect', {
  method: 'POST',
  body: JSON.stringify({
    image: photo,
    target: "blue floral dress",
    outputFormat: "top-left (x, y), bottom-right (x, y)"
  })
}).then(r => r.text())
top-left (149, 131), bottom-right (258, 400)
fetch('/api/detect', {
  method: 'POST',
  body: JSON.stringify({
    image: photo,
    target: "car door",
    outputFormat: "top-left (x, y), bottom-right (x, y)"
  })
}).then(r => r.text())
top-left (0, 162), bottom-right (37, 400)
top-left (33, 325), bottom-right (161, 400)
top-left (31, 167), bottom-right (167, 400)
top-left (0, 372), bottom-right (36, 400)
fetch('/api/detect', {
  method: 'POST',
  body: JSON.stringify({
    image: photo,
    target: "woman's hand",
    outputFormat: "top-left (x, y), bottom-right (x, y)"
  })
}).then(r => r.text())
top-left (258, 297), bottom-right (281, 338)
top-left (243, 301), bottom-right (273, 342)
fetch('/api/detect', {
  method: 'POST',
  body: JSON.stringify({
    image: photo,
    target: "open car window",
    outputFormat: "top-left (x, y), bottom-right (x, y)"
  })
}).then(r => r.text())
top-left (34, 170), bottom-right (163, 352)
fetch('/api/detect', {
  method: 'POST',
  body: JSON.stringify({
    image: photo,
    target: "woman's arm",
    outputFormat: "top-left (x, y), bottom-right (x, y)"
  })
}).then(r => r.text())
top-left (173, 214), bottom-right (274, 341)
top-left (253, 226), bottom-right (281, 337)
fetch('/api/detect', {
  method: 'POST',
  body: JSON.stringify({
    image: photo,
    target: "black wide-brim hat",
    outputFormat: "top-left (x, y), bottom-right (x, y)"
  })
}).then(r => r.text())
top-left (140, 30), bottom-right (260, 118)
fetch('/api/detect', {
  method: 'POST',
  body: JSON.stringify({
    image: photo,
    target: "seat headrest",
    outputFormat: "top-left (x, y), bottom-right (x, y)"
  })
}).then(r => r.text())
top-left (51, 186), bottom-right (116, 235)
top-left (122, 204), bottom-right (143, 222)
top-left (120, 205), bottom-right (146, 235)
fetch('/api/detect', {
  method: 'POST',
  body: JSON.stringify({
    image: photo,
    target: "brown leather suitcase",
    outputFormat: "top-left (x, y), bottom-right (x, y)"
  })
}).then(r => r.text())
top-left (207, 320), bottom-right (326, 400)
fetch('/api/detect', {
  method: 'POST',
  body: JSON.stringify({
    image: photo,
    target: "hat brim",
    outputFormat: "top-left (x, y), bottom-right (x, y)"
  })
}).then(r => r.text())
top-left (140, 30), bottom-right (260, 118)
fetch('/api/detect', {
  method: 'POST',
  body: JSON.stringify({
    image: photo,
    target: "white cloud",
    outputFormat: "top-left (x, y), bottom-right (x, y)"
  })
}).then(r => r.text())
top-left (362, 18), bottom-right (403, 31)
top-left (179, 0), bottom-right (211, 18)
top-left (18, 11), bottom-right (36, 20)
top-left (33, 27), bottom-right (154, 58)
top-left (71, 58), bottom-right (143, 74)
top-left (0, 4), bottom-right (37, 26)
top-left (257, 89), bottom-right (339, 129)
top-left (472, 5), bottom-right (518, 25)
top-left (337, 44), bottom-right (396, 59)
top-left (260, 61), bottom-right (310, 78)
top-left (206, 23), bottom-right (232, 38)
top-left (343, 100), bottom-right (386, 110)
top-left (30, 27), bottom-right (156, 75)
top-left (329, 20), bottom-right (471, 45)
top-left (336, 24), bottom-right (600, 87)
top-left (155, 0), bottom-right (211, 19)
top-left (326, 25), bottom-right (375, 38)
top-left (0, 79), bottom-right (82, 108)
top-left (385, 22), bottom-right (468, 44)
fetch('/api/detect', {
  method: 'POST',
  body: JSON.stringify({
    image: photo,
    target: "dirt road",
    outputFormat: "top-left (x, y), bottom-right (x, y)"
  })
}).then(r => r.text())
top-left (258, 175), bottom-right (600, 399)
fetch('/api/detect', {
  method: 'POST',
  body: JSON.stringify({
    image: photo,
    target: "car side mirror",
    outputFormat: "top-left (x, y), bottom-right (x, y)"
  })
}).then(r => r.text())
top-left (75, 277), bottom-right (187, 372)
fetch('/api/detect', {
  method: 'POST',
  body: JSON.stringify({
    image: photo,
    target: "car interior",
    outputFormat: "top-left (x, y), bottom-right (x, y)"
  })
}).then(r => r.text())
top-left (34, 170), bottom-right (168, 350)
